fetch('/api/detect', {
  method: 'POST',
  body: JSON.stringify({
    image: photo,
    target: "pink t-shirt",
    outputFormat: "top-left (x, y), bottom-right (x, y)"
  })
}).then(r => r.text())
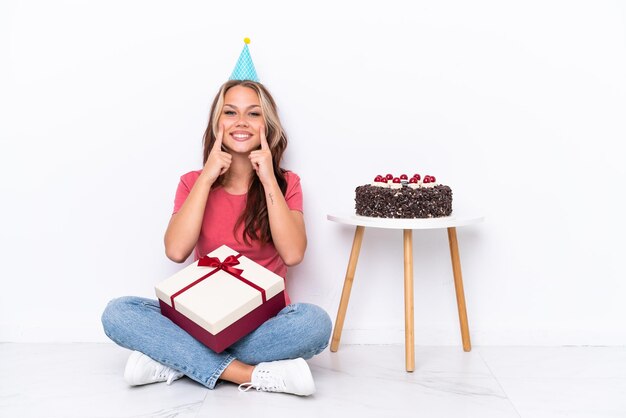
top-left (172, 170), bottom-right (303, 305)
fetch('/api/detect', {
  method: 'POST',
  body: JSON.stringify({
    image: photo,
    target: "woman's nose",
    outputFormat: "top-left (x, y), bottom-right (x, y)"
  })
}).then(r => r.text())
top-left (236, 117), bottom-right (249, 127)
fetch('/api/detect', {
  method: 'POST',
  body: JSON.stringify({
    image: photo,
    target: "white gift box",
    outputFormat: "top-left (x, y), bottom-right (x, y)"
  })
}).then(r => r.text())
top-left (155, 245), bottom-right (286, 353)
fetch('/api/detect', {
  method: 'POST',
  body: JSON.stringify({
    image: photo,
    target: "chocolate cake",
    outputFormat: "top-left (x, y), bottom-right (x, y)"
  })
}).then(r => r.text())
top-left (355, 173), bottom-right (452, 218)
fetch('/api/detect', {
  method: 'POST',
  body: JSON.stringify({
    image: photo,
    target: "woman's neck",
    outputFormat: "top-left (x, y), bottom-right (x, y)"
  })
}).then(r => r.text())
top-left (221, 153), bottom-right (254, 194)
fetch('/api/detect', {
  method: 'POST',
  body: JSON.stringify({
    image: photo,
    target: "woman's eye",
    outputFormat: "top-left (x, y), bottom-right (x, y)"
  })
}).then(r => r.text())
top-left (224, 110), bottom-right (236, 116)
top-left (249, 112), bottom-right (261, 117)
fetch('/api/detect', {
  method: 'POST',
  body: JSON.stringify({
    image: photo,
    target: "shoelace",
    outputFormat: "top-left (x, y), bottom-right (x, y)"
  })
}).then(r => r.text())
top-left (153, 364), bottom-right (183, 385)
top-left (238, 373), bottom-right (286, 393)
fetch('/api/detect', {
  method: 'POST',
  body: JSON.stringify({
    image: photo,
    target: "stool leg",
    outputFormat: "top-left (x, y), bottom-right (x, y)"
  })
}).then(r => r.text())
top-left (330, 226), bottom-right (365, 352)
top-left (403, 229), bottom-right (415, 372)
top-left (447, 227), bottom-right (472, 352)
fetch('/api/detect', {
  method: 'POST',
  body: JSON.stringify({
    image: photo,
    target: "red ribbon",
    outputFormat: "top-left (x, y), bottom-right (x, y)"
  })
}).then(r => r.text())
top-left (198, 255), bottom-right (244, 276)
top-left (170, 253), bottom-right (267, 309)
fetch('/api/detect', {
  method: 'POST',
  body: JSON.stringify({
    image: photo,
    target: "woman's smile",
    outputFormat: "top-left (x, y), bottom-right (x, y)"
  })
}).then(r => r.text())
top-left (230, 130), bottom-right (254, 142)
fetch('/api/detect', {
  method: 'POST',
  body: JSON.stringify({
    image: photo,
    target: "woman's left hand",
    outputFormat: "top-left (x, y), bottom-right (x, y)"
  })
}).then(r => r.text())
top-left (249, 125), bottom-right (275, 186)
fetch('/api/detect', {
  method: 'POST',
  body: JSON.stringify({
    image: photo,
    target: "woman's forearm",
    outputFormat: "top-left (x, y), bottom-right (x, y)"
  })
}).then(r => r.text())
top-left (164, 175), bottom-right (214, 263)
top-left (263, 179), bottom-right (307, 266)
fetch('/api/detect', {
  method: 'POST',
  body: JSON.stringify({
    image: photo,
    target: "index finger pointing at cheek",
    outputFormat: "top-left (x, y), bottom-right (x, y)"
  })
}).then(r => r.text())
top-left (260, 125), bottom-right (270, 151)
top-left (213, 124), bottom-right (224, 150)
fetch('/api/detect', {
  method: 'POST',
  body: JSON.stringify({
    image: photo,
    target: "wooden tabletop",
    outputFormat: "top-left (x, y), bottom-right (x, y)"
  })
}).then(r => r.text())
top-left (327, 213), bottom-right (484, 230)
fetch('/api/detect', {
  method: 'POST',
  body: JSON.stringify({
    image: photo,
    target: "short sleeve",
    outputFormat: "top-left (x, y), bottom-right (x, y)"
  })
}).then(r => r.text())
top-left (173, 171), bottom-right (201, 214)
top-left (284, 171), bottom-right (303, 212)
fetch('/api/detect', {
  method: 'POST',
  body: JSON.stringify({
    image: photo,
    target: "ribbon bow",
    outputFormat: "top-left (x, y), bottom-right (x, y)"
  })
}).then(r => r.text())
top-left (198, 255), bottom-right (244, 276)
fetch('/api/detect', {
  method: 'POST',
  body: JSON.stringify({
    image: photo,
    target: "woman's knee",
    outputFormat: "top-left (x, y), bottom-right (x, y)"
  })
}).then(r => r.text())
top-left (100, 296), bottom-right (145, 332)
top-left (101, 297), bottom-right (125, 332)
top-left (290, 303), bottom-right (332, 352)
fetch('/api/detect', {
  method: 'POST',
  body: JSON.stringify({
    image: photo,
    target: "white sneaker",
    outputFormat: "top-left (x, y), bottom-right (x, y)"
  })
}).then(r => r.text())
top-left (124, 351), bottom-right (184, 386)
top-left (238, 358), bottom-right (315, 396)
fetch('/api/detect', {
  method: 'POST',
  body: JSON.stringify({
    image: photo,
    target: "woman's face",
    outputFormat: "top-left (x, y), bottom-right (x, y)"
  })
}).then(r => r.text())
top-left (218, 85), bottom-right (264, 154)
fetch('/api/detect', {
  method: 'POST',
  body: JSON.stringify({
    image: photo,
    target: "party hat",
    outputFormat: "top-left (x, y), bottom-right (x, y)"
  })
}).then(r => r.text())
top-left (229, 38), bottom-right (259, 82)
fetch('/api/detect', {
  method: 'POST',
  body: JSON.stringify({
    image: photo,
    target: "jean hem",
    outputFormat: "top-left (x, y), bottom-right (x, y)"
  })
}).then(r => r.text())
top-left (206, 353), bottom-right (237, 389)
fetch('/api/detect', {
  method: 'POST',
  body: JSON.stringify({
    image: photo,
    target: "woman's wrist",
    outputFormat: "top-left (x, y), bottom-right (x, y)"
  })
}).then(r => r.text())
top-left (263, 177), bottom-right (283, 208)
top-left (198, 172), bottom-right (216, 188)
top-left (261, 175), bottom-right (279, 194)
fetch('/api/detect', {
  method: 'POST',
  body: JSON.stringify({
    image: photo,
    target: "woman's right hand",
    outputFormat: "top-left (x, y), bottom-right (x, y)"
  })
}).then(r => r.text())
top-left (201, 124), bottom-right (232, 184)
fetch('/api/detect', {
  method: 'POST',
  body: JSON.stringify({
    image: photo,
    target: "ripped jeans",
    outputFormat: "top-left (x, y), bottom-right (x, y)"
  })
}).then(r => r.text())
top-left (101, 296), bottom-right (332, 389)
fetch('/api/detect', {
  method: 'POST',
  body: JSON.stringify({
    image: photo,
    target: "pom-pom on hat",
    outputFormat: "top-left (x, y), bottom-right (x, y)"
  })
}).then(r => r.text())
top-left (229, 37), bottom-right (259, 82)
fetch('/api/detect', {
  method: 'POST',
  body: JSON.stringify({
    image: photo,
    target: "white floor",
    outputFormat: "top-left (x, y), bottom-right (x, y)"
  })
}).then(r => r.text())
top-left (1, 344), bottom-right (625, 418)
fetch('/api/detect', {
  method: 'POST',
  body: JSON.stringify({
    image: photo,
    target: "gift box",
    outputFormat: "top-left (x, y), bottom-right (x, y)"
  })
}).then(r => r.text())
top-left (155, 245), bottom-right (286, 353)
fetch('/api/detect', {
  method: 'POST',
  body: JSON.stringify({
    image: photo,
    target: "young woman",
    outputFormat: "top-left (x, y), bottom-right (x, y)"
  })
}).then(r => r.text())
top-left (101, 80), bottom-right (332, 396)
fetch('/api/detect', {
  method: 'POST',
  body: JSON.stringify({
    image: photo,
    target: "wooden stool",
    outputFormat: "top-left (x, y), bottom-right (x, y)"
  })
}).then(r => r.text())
top-left (327, 213), bottom-right (484, 371)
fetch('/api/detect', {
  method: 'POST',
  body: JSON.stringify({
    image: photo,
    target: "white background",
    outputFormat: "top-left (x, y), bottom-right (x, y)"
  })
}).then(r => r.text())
top-left (1, 0), bottom-right (625, 345)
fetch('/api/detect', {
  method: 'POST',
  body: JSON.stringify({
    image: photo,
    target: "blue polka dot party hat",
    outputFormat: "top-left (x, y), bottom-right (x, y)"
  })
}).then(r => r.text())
top-left (229, 38), bottom-right (259, 82)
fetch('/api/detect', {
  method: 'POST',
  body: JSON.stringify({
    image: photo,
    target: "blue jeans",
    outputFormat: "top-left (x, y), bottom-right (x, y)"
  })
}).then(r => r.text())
top-left (101, 296), bottom-right (332, 389)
